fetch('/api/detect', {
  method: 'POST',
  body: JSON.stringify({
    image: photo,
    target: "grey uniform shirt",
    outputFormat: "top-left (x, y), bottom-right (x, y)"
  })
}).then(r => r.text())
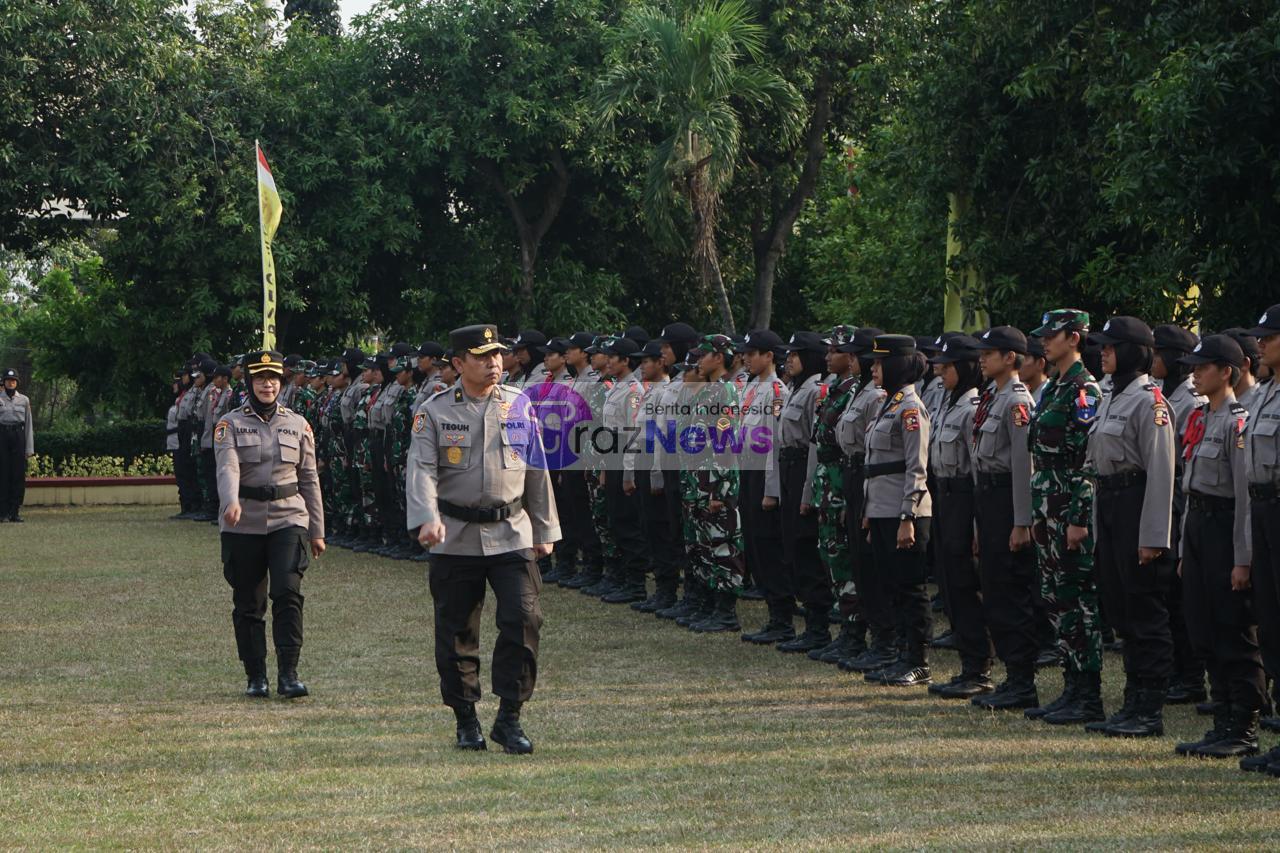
top-left (278, 383), bottom-right (296, 410)
top-left (605, 373), bottom-right (646, 482)
top-left (1165, 376), bottom-right (1206, 448)
top-left (201, 385), bottom-right (233, 450)
top-left (929, 387), bottom-right (978, 479)
top-left (649, 374), bottom-right (683, 491)
top-left (177, 386), bottom-right (200, 426)
top-left (165, 404), bottom-right (180, 452)
top-left (511, 363), bottom-right (551, 390)
top-left (739, 373), bottom-right (789, 498)
top-left (1085, 374), bottom-right (1176, 549)
top-left (865, 385), bottom-right (932, 519)
top-left (1246, 379), bottom-right (1279, 486)
top-left (921, 375), bottom-right (947, 424)
top-left (0, 390), bottom-right (35, 455)
top-left (405, 383), bottom-right (561, 555)
top-left (413, 375), bottom-right (451, 411)
top-left (369, 382), bottom-right (400, 432)
top-left (973, 379), bottom-right (1035, 527)
top-left (1238, 382), bottom-right (1264, 416)
top-left (1182, 398), bottom-right (1251, 565)
top-left (624, 375), bottom-right (667, 484)
top-left (778, 374), bottom-right (824, 506)
top-left (214, 405), bottom-right (324, 539)
top-left (340, 381), bottom-right (367, 428)
top-left (836, 380), bottom-right (887, 461)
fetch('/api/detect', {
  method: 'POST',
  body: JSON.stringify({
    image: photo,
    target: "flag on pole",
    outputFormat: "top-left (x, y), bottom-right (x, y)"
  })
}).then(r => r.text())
top-left (256, 141), bottom-right (283, 350)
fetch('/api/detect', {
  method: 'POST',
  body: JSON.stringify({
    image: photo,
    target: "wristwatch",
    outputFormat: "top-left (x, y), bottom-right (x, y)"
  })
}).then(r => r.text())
top-left (899, 513), bottom-right (915, 522)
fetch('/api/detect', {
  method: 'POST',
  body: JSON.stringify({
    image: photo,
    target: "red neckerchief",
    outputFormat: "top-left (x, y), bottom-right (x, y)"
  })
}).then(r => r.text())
top-left (1183, 408), bottom-right (1206, 461)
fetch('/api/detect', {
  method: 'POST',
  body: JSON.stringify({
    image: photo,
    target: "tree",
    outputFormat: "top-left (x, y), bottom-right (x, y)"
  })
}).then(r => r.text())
top-left (284, 0), bottom-right (340, 36)
top-left (593, 0), bottom-right (804, 332)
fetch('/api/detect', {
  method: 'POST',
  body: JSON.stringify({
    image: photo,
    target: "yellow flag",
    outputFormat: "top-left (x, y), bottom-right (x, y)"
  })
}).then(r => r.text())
top-left (256, 142), bottom-right (283, 350)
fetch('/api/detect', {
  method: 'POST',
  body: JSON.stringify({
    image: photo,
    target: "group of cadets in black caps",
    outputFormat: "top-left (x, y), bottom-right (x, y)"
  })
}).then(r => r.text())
top-left (165, 303), bottom-right (1280, 773)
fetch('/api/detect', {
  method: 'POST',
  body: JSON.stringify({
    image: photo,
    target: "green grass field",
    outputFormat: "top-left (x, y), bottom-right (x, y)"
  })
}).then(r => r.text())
top-left (1, 505), bottom-right (1278, 849)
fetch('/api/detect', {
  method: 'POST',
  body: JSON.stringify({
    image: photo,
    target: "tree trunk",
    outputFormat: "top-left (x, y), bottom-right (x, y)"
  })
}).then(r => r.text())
top-left (749, 76), bottom-right (833, 331)
top-left (478, 149), bottom-right (571, 327)
top-left (704, 250), bottom-right (735, 333)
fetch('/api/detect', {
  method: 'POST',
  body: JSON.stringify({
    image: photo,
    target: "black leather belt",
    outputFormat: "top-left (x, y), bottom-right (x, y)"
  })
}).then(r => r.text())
top-left (779, 447), bottom-right (808, 462)
top-left (976, 471), bottom-right (1012, 489)
top-left (0, 423), bottom-right (23, 431)
top-left (934, 475), bottom-right (974, 495)
top-left (842, 453), bottom-right (866, 472)
top-left (1249, 482), bottom-right (1280, 502)
top-left (439, 497), bottom-right (523, 523)
top-left (816, 446), bottom-right (845, 464)
top-left (1096, 470), bottom-right (1146, 491)
top-left (866, 460), bottom-right (907, 478)
top-left (1188, 492), bottom-right (1234, 514)
top-left (238, 482), bottom-right (300, 501)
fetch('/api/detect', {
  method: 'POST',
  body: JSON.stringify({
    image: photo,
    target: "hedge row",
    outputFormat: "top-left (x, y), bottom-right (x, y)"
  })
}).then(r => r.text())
top-left (37, 420), bottom-right (168, 465)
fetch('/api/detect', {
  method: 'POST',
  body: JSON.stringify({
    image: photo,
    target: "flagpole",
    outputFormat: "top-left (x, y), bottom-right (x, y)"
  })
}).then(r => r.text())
top-left (256, 140), bottom-right (267, 349)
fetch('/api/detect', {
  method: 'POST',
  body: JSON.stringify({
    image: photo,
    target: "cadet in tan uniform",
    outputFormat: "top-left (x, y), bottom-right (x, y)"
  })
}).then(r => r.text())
top-left (1239, 305), bottom-right (1280, 775)
top-left (970, 326), bottom-right (1040, 709)
top-left (0, 368), bottom-right (35, 523)
top-left (407, 324), bottom-right (560, 755)
top-left (1084, 317), bottom-right (1177, 738)
top-left (862, 334), bottom-right (933, 687)
top-left (214, 350), bottom-right (325, 700)
top-left (1175, 335), bottom-right (1262, 759)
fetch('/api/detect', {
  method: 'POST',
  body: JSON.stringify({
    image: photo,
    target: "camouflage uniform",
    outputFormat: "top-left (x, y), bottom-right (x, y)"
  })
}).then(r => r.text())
top-left (812, 373), bottom-right (858, 619)
top-left (1029, 344), bottom-right (1103, 676)
top-left (350, 382), bottom-right (379, 531)
top-left (387, 378), bottom-right (415, 535)
top-left (682, 375), bottom-right (744, 593)
top-left (321, 386), bottom-right (350, 531)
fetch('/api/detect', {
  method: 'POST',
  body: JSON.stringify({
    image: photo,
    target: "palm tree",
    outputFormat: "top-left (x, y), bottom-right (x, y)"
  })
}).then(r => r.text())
top-left (592, 0), bottom-right (803, 333)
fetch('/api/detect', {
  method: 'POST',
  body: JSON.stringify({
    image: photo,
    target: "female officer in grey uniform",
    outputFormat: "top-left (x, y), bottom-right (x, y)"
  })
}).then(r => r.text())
top-left (862, 334), bottom-right (933, 688)
top-left (214, 350), bottom-right (325, 699)
top-left (1175, 334), bottom-right (1261, 759)
top-left (774, 332), bottom-right (834, 654)
top-left (1083, 316), bottom-right (1177, 739)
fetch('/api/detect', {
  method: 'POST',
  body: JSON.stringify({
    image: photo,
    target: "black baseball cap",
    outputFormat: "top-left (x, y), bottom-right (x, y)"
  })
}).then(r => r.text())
top-left (567, 332), bottom-right (596, 350)
top-left (1221, 328), bottom-right (1261, 365)
top-left (511, 330), bottom-right (547, 351)
top-left (283, 353), bottom-right (304, 370)
top-left (3, 368), bottom-right (18, 381)
top-left (1090, 316), bottom-right (1156, 347)
top-left (1247, 305), bottom-right (1280, 338)
top-left (213, 364), bottom-right (233, 378)
top-left (544, 336), bottom-right (572, 355)
top-left (342, 347), bottom-right (366, 366)
top-left (1025, 335), bottom-right (1045, 359)
top-left (741, 329), bottom-right (784, 352)
top-left (974, 326), bottom-right (1028, 355)
top-left (639, 340), bottom-right (666, 359)
top-left (601, 337), bottom-right (640, 357)
top-left (784, 331), bottom-right (827, 354)
top-left (919, 332), bottom-right (961, 354)
top-left (836, 327), bottom-right (886, 355)
top-left (417, 342), bottom-right (446, 359)
top-left (1153, 324), bottom-right (1199, 353)
top-left (870, 334), bottom-right (916, 359)
top-left (198, 358), bottom-right (218, 376)
top-left (929, 335), bottom-right (981, 364)
top-left (658, 322), bottom-right (700, 345)
top-left (1179, 334), bottom-right (1244, 368)
top-left (449, 324), bottom-right (510, 355)
top-left (622, 325), bottom-right (651, 344)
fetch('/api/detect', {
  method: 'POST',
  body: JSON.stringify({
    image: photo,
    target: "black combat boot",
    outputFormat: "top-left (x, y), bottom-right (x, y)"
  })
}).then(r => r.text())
top-left (454, 703), bottom-right (486, 751)
top-left (1105, 678), bottom-right (1166, 738)
top-left (776, 609), bottom-right (830, 653)
top-left (1026, 670), bottom-right (1075, 720)
top-left (691, 591), bottom-right (741, 633)
top-left (1087, 673), bottom-right (1138, 734)
top-left (657, 583), bottom-right (698, 621)
top-left (1166, 674), bottom-right (1207, 705)
top-left (929, 630), bottom-right (957, 650)
top-left (1044, 670), bottom-right (1105, 725)
top-left (1239, 744), bottom-right (1280, 772)
top-left (1176, 701), bottom-right (1231, 755)
top-left (973, 667), bottom-right (1038, 710)
top-left (1191, 707), bottom-right (1259, 758)
top-left (563, 563), bottom-right (601, 590)
top-left (244, 658), bottom-right (269, 698)
top-left (839, 629), bottom-right (899, 672)
top-left (602, 577), bottom-right (647, 604)
top-left (644, 580), bottom-right (679, 614)
top-left (276, 650), bottom-right (309, 699)
top-left (490, 698), bottom-right (534, 755)
top-left (929, 669), bottom-right (994, 699)
top-left (677, 586), bottom-right (716, 629)
top-left (809, 621), bottom-right (854, 663)
top-left (742, 600), bottom-right (796, 645)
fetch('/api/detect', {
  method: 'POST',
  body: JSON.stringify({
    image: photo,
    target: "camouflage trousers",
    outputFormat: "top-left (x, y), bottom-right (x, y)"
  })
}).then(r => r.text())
top-left (814, 460), bottom-right (856, 619)
top-left (1033, 489), bottom-right (1103, 674)
top-left (681, 471), bottom-right (744, 594)
top-left (349, 434), bottom-right (378, 529)
top-left (326, 437), bottom-right (354, 529)
top-left (588, 471), bottom-right (617, 562)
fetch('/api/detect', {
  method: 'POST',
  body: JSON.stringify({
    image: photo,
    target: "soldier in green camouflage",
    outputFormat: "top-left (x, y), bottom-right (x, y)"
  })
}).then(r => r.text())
top-left (322, 363), bottom-right (353, 546)
top-left (683, 334), bottom-right (744, 632)
top-left (385, 351), bottom-right (418, 559)
top-left (349, 355), bottom-right (383, 550)
top-left (808, 325), bottom-right (860, 663)
top-left (1026, 309), bottom-right (1106, 724)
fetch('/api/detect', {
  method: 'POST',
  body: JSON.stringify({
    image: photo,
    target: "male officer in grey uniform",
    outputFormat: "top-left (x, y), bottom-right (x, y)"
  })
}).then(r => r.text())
top-left (0, 368), bottom-right (35, 522)
top-left (407, 324), bottom-right (560, 754)
top-left (1175, 335), bottom-right (1262, 759)
top-left (1085, 316), bottom-right (1178, 737)
top-left (970, 326), bottom-right (1040, 709)
top-left (1240, 305), bottom-right (1280, 774)
top-left (214, 350), bottom-right (325, 699)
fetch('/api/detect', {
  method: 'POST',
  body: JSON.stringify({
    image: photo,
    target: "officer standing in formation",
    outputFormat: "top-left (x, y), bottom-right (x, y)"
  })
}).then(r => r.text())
top-left (406, 324), bottom-right (559, 754)
top-left (213, 350), bottom-right (324, 699)
top-left (0, 368), bottom-right (34, 522)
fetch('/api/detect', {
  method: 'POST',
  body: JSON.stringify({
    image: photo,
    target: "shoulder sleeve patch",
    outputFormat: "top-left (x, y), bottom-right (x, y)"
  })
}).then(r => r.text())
top-left (902, 407), bottom-right (920, 432)
top-left (214, 420), bottom-right (230, 444)
top-left (1011, 402), bottom-right (1030, 427)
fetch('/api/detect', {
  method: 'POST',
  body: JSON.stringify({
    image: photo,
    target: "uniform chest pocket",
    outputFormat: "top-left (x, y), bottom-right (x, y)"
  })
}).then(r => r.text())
top-left (439, 430), bottom-right (474, 469)
top-left (234, 431), bottom-right (262, 463)
top-left (500, 424), bottom-right (531, 470)
top-left (977, 417), bottom-right (1001, 452)
top-left (782, 406), bottom-right (804, 421)
top-left (1193, 439), bottom-right (1223, 486)
top-left (1253, 418), bottom-right (1279, 466)
top-left (277, 433), bottom-right (301, 464)
top-left (868, 423), bottom-right (894, 451)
